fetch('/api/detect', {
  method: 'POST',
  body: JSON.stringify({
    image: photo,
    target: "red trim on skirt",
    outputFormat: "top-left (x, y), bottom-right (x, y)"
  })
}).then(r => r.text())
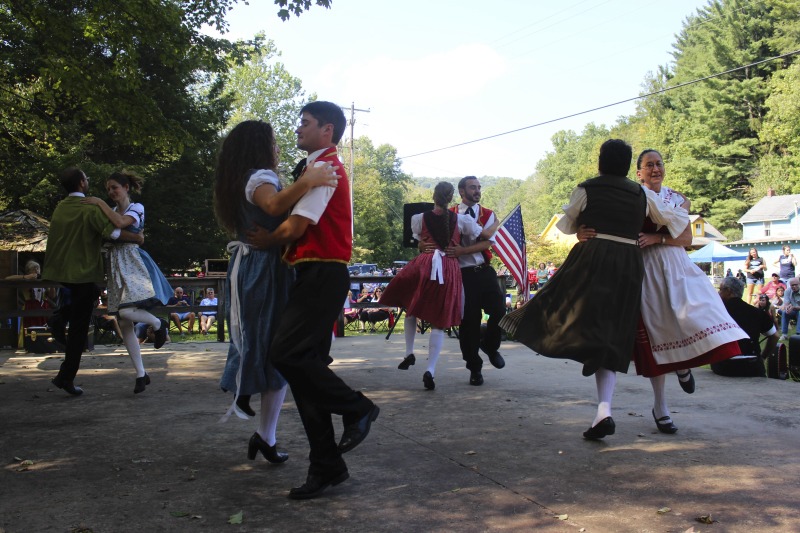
top-left (633, 315), bottom-right (741, 377)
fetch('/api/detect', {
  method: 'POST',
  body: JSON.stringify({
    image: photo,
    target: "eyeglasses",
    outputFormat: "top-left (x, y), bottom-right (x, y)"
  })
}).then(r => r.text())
top-left (642, 161), bottom-right (664, 170)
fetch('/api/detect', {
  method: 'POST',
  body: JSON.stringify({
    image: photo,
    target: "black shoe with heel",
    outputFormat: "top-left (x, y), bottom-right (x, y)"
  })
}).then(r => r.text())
top-left (398, 354), bottom-right (415, 370)
top-left (583, 417), bottom-right (615, 440)
top-left (133, 373), bottom-right (151, 394)
top-left (423, 371), bottom-right (435, 390)
top-left (677, 369), bottom-right (695, 394)
top-left (247, 432), bottom-right (288, 463)
top-left (236, 395), bottom-right (255, 417)
top-left (652, 410), bottom-right (678, 434)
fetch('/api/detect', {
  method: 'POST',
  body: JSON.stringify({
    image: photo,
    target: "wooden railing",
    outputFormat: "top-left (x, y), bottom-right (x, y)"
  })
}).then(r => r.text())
top-left (0, 277), bottom-right (226, 347)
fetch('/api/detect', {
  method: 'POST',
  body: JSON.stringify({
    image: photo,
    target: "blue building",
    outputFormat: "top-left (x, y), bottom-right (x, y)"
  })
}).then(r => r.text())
top-left (724, 189), bottom-right (800, 277)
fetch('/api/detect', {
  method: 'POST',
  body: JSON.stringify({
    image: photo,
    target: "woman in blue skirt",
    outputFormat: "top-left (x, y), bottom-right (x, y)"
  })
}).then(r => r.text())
top-left (214, 120), bottom-right (338, 463)
top-left (83, 171), bottom-right (173, 393)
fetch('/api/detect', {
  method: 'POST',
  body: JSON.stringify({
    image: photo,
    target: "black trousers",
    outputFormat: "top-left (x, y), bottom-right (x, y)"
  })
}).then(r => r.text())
top-left (55, 283), bottom-right (100, 382)
top-left (459, 265), bottom-right (505, 371)
top-left (271, 262), bottom-right (373, 474)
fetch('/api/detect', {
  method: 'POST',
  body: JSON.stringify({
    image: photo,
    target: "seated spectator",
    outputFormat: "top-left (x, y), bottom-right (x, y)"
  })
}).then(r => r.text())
top-left (760, 273), bottom-right (786, 300)
top-left (6, 260), bottom-right (56, 328)
top-left (712, 276), bottom-right (777, 377)
top-left (778, 277), bottom-right (800, 341)
top-left (168, 286), bottom-right (195, 335)
top-left (358, 287), bottom-right (393, 332)
top-left (771, 286), bottom-right (785, 323)
top-left (96, 294), bottom-right (123, 342)
top-left (755, 294), bottom-right (776, 325)
top-left (199, 288), bottom-right (218, 335)
top-left (135, 322), bottom-right (171, 345)
top-left (347, 286), bottom-right (372, 332)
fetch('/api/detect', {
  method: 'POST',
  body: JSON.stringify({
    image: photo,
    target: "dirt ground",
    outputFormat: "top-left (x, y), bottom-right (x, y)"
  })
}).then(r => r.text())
top-left (1, 335), bottom-right (799, 533)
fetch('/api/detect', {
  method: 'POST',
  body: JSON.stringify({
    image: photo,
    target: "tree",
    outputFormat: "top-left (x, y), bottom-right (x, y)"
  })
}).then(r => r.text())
top-left (224, 35), bottom-right (310, 173)
top-left (0, 0), bottom-right (330, 270)
top-left (343, 137), bottom-right (412, 266)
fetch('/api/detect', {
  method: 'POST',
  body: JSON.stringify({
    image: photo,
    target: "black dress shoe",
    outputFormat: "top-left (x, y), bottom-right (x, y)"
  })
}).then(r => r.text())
top-left (469, 370), bottom-right (484, 386)
top-left (236, 395), bottom-right (255, 416)
top-left (338, 405), bottom-right (380, 453)
top-left (288, 470), bottom-right (349, 500)
top-left (423, 371), bottom-right (435, 390)
top-left (481, 343), bottom-right (506, 369)
top-left (583, 417), bottom-right (615, 440)
top-left (652, 410), bottom-right (678, 434)
top-left (398, 353), bottom-right (416, 370)
top-left (153, 318), bottom-right (169, 349)
top-left (247, 432), bottom-right (288, 463)
top-left (51, 376), bottom-right (83, 396)
top-left (133, 373), bottom-right (151, 394)
top-left (677, 370), bottom-right (695, 394)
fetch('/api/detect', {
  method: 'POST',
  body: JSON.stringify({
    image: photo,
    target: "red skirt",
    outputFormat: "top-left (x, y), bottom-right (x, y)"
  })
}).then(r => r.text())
top-left (380, 252), bottom-right (462, 329)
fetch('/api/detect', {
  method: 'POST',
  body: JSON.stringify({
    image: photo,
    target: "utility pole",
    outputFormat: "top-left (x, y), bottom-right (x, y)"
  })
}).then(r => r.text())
top-left (344, 102), bottom-right (370, 186)
top-left (340, 102), bottom-right (370, 231)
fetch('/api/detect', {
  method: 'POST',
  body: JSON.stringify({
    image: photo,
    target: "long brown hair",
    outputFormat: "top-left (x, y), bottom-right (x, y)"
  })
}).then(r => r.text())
top-left (745, 247), bottom-right (759, 269)
top-left (107, 170), bottom-right (144, 195)
top-left (425, 182), bottom-right (456, 250)
top-left (214, 120), bottom-right (278, 235)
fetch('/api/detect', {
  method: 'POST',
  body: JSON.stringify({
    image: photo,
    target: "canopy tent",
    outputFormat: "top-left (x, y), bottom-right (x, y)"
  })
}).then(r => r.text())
top-left (688, 241), bottom-right (748, 263)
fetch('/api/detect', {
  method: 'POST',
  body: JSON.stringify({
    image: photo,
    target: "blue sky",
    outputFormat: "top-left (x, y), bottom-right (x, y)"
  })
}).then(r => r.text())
top-left (213, 0), bottom-right (710, 180)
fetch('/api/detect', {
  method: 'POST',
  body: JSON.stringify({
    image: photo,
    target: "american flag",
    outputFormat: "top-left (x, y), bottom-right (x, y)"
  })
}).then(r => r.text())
top-left (493, 204), bottom-right (528, 296)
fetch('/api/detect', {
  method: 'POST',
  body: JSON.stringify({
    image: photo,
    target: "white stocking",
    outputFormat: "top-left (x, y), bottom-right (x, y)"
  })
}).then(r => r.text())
top-left (119, 318), bottom-right (146, 378)
top-left (257, 385), bottom-right (287, 447)
top-left (593, 367), bottom-right (616, 427)
top-left (650, 374), bottom-right (670, 420)
top-left (426, 328), bottom-right (444, 376)
top-left (118, 307), bottom-right (160, 329)
top-left (404, 315), bottom-right (416, 355)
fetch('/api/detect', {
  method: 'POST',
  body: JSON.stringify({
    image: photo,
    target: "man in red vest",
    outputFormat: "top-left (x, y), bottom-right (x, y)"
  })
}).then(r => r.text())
top-left (450, 176), bottom-right (506, 386)
top-left (249, 101), bottom-right (379, 500)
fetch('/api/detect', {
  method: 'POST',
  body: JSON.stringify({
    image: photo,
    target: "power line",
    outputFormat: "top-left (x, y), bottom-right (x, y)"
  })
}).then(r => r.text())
top-left (399, 48), bottom-right (800, 161)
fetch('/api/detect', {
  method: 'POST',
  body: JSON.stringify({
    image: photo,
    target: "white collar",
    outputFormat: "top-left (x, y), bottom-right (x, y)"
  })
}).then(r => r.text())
top-left (68, 192), bottom-right (85, 197)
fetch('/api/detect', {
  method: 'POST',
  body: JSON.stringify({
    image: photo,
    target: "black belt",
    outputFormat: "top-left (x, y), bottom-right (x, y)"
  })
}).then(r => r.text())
top-left (461, 264), bottom-right (487, 272)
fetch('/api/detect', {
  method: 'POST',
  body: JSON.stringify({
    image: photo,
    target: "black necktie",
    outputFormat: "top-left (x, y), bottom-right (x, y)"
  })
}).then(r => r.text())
top-left (291, 158), bottom-right (307, 181)
top-left (466, 206), bottom-right (475, 218)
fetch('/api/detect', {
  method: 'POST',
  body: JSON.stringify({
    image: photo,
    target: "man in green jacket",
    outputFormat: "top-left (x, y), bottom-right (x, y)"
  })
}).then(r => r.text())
top-left (43, 167), bottom-right (140, 395)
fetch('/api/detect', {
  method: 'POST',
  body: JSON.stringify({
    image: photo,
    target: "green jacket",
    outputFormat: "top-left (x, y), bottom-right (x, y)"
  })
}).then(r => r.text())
top-left (42, 196), bottom-right (116, 284)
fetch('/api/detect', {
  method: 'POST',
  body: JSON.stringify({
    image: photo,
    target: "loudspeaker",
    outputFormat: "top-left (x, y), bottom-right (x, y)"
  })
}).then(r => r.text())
top-left (403, 202), bottom-right (434, 248)
top-left (788, 335), bottom-right (800, 381)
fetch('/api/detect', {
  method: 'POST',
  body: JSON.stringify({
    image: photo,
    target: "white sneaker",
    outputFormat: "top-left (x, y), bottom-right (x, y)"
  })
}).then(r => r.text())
top-left (779, 334), bottom-right (787, 341)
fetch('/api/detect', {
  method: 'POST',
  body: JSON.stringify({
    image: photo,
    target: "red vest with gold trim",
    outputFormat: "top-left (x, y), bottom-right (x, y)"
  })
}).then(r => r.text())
top-left (283, 148), bottom-right (352, 266)
top-left (450, 204), bottom-right (494, 262)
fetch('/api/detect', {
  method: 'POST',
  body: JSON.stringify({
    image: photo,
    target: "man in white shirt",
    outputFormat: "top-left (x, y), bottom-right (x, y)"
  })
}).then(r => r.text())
top-left (449, 176), bottom-right (506, 386)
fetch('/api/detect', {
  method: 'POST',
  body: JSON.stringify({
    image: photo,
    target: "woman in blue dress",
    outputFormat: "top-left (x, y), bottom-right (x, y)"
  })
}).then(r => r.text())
top-left (83, 171), bottom-right (173, 393)
top-left (214, 120), bottom-right (339, 464)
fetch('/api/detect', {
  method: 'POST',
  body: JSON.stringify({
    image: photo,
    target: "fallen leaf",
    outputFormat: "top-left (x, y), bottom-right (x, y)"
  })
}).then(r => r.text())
top-left (696, 515), bottom-right (715, 524)
top-left (464, 451), bottom-right (476, 455)
top-left (228, 511), bottom-right (243, 524)
top-left (20, 459), bottom-right (33, 466)
top-left (555, 514), bottom-right (569, 520)
top-left (170, 511), bottom-right (190, 518)
top-left (13, 456), bottom-right (22, 461)
top-left (657, 507), bottom-right (671, 514)
top-left (450, 488), bottom-right (461, 493)
top-left (191, 515), bottom-right (202, 520)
